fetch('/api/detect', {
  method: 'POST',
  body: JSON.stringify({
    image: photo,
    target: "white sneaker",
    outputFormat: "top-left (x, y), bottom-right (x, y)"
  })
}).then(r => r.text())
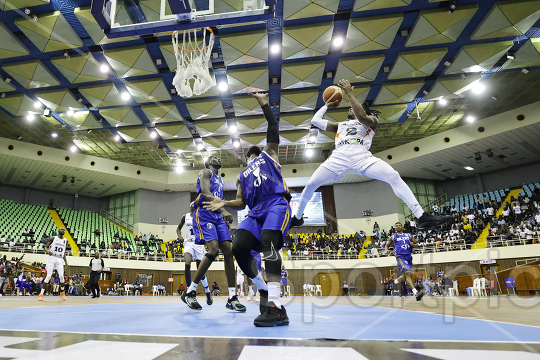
top-left (247, 290), bottom-right (254, 302)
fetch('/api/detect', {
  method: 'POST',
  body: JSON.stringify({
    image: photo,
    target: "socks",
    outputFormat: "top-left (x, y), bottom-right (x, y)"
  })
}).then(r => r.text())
top-left (201, 277), bottom-right (210, 293)
top-left (250, 272), bottom-right (268, 291)
top-left (40, 287), bottom-right (46, 295)
top-left (413, 204), bottom-right (424, 218)
top-left (187, 282), bottom-right (197, 293)
top-left (268, 282), bottom-right (281, 308)
top-left (412, 288), bottom-right (418, 295)
top-left (228, 287), bottom-right (236, 298)
top-left (394, 279), bottom-right (399, 284)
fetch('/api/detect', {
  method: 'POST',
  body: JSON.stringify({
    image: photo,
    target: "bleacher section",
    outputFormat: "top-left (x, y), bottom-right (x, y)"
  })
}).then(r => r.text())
top-left (56, 207), bottom-right (136, 252)
top-left (445, 188), bottom-right (508, 210)
top-left (520, 183), bottom-right (540, 198)
top-left (0, 199), bottom-right (56, 251)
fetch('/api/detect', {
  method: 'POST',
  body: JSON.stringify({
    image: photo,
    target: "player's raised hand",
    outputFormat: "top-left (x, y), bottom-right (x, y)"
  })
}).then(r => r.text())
top-left (337, 79), bottom-right (354, 95)
top-left (249, 90), bottom-right (267, 101)
top-left (203, 198), bottom-right (225, 212)
top-left (325, 99), bottom-right (340, 108)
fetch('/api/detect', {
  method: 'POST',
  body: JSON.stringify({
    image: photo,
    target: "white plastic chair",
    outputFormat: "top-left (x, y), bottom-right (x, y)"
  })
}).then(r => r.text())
top-left (124, 284), bottom-right (132, 296)
top-left (448, 280), bottom-right (459, 296)
top-left (315, 285), bottom-right (322, 296)
top-left (479, 278), bottom-right (488, 297)
top-left (152, 285), bottom-right (158, 296)
top-left (470, 278), bottom-right (481, 297)
top-left (309, 285), bottom-right (315, 296)
top-left (286, 285), bottom-right (291, 297)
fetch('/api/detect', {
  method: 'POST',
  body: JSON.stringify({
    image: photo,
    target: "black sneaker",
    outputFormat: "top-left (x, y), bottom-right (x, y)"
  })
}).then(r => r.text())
top-left (417, 213), bottom-right (452, 229)
top-left (416, 289), bottom-right (425, 301)
top-left (254, 301), bottom-right (289, 327)
top-left (259, 289), bottom-right (268, 314)
top-left (182, 290), bottom-right (202, 310)
top-left (226, 295), bottom-right (246, 312)
top-left (91, 295), bottom-right (97, 298)
top-left (290, 216), bottom-right (304, 228)
top-left (206, 292), bottom-right (213, 305)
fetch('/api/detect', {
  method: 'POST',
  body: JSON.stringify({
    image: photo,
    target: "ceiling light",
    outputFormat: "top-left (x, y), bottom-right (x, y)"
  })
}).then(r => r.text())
top-left (66, 109), bottom-right (74, 116)
top-left (63, 51), bottom-right (70, 60)
top-left (438, 98), bottom-right (448, 106)
top-left (25, 8), bottom-right (31, 14)
top-left (100, 64), bottom-right (109, 73)
top-left (176, 150), bottom-right (182, 154)
top-left (309, 136), bottom-right (317, 143)
top-left (491, 95), bottom-right (498, 100)
top-left (33, 101), bottom-right (41, 109)
top-left (228, 124), bottom-right (237, 133)
top-left (472, 82), bottom-right (485, 94)
top-left (121, 92), bottom-right (131, 100)
top-left (506, 52), bottom-right (515, 60)
top-left (522, 68), bottom-right (529, 74)
top-left (114, 135), bottom-right (120, 142)
top-left (270, 44), bottom-right (280, 54)
top-left (197, 143), bottom-right (205, 151)
top-left (26, 114), bottom-right (35, 121)
top-left (150, 131), bottom-right (157, 139)
top-left (333, 37), bottom-right (343, 47)
top-left (233, 140), bottom-right (240, 148)
top-left (305, 148), bottom-right (314, 157)
top-left (218, 82), bottom-right (228, 92)
top-left (444, 61), bottom-right (452, 66)
top-left (466, 115), bottom-right (475, 123)
top-left (464, 166), bottom-right (474, 171)
top-left (32, 14), bottom-right (38, 21)
top-left (70, 145), bottom-right (77, 152)
top-left (175, 166), bottom-right (184, 174)
top-left (203, 156), bottom-right (208, 162)
top-left (51, 132), bottom-right (58, 138)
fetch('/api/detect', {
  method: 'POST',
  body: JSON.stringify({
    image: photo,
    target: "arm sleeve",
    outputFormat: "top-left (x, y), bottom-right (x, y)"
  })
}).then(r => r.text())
top-left (101, 259), bottom-right (104, 268)
top-left (89, 260), bottom-right (93, 267)
top-left (262, 103), bottom-right (279, 144)
top-left (311, 105), bottom-right (329, 130)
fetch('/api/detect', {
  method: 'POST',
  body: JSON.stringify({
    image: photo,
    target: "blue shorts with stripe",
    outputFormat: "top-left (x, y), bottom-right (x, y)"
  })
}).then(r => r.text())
top-left (237, 196), bottom-right (291, 250)
top-left (193, 207), bottom-right (231, 245)
top-left (396, 255), bottom-right (413, 272)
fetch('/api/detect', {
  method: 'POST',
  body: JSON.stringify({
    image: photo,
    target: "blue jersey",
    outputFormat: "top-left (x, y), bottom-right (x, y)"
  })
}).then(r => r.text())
top-left (240, 151), bottom-right (291, 209)
top-left (281, 269), bottom-right (287, 280)
top-left (393, 233), bottom-right (413, 257)
top-left (194, 170), bottom-right (224, 209)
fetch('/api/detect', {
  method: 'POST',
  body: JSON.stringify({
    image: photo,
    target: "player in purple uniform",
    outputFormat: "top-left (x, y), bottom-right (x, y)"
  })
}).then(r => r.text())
top-left (204, 92), bottom-right (291, 327)
top-left (280, 266), bottom-right (288, 296)
top-left (385, 222), bottom-right (424, 301)
top-left (181, 155), bottom-right (246, 312)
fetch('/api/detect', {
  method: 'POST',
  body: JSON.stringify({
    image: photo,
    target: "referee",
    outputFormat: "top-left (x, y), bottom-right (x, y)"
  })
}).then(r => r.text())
top-left (88, 252), bottom-right (104, 298)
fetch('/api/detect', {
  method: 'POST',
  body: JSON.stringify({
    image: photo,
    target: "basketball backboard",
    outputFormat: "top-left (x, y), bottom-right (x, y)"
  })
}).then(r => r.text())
top-left (91, 0), bottom-right (275, 39)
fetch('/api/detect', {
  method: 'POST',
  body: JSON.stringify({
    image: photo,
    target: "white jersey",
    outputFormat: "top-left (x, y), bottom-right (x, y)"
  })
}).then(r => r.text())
top-left (334, 120), bottom-right (375, 152)
top-left (50, 236), bottom-right (67, 258)
top-left (184, 213), bottom-right (195, 243)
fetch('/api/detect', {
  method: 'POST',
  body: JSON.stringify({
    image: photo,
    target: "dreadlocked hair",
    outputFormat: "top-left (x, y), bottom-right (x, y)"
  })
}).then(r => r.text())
top-left (362, 101), bottom-right (381, 117)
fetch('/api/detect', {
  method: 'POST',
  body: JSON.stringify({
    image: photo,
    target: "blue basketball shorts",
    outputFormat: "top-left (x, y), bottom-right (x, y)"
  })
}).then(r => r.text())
top-left (193, 207), bottom-right (231, 244)
top-left (396, 255), bottom-right (413, 272)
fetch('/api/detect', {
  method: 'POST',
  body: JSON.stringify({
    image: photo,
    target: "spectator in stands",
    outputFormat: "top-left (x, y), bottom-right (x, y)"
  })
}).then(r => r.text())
top-left (502, 206), bottom-right (510, 222)
top-left (372, 222), bottom-right (380, 238)
top-left (475, 196), bottom-right (482, 209)
top-left (0, 262), bottom-right (8, 296)
top-left (467, 212), bottom-right (476, 228)
top-left (535, 211), bottom-right (540, 225)
top-left (133, 282), bottom-right (142, 295)
top-left (212, 281), bottom-right (220, 296)
top-left (177, 282), bottom-right (185, 296)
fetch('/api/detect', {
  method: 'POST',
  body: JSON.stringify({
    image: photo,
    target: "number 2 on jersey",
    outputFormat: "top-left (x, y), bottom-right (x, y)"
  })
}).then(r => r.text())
top-left (346, 127), bottom-right (357, 136)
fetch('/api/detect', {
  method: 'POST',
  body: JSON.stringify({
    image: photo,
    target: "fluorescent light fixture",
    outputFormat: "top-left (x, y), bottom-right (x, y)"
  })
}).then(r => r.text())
top-left (26, 114), bottom-right (35, 121)
top-left (114, 135), bottom-right (120, 141)
top-left (466, 115), bottom-right (475, 122)
top-left (464, 166), bottom-right (474, 171)
top-left (305, 148), bottom-right (314, 157)
top-left (203, 156), bottom-right (208, 162)
top-left (270, 44), bottom-right (280, 54)
top-left (333, 37), bottom-right (343, 47)
top-left (121, 92), bottom-right (131, 100)
top-left (228, 124), bottom-right (237, 133)
top-left (197, 143), bottom-right (205, 151)
top-left (309, 136), bottom-right (317, 143)
top-left (176, 150), bottom-right (182, 154)
top-left (150, 131), bottom-right (157, 139)
top-left (438, 98), bottom-right (447, 106)
top-left (472, 82), bottom-right (485, 94)
top-left (233, 140), bottom-right (240, 148)
top-left (175, 166), bottom-right (184, 174)
top-left (70, 145), bottom-right (77, 152)
top-left (100, 64), bottom-right (109, 73)
top-left (66, 109), bottom-right (74, 116)
top-left (218, 82), bottom-right (228, 92)
top-left (33, 101), bottom-right (41, 109)
top-left (51, 132), bottom-right (58, 138)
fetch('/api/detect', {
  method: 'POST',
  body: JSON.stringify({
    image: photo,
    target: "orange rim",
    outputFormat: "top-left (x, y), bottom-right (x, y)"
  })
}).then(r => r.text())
top-left (172, 27), bottom-right (214, 53)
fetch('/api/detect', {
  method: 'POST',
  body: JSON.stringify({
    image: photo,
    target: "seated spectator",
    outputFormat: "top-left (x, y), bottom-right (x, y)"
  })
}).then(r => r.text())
top-left (177, 282), bottom-right (185, 296)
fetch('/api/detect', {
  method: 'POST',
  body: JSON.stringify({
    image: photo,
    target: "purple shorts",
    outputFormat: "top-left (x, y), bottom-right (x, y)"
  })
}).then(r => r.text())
top-left (237, 196), bottom-right (291, 250)
top-left (193, 207), bottom-right (231, 244)
top-left (396, 255), bottom-right (413, 272)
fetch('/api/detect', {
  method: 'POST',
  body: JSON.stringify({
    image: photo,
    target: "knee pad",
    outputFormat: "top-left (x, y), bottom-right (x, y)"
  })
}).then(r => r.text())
top-left (205, 253), bottom-right (216, 262)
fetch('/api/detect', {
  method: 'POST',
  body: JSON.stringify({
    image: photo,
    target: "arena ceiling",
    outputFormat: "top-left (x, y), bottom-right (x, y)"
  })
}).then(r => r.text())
top-left (0, 0), bottom-right (539, 172)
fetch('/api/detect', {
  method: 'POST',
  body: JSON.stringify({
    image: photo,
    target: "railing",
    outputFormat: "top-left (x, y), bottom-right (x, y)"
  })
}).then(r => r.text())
top-left (515, 257), bottom-right (540, 267)
top-left (404, 194), bottom-right (447, 221)
top-left (100, 209), bottom-right (134, 232)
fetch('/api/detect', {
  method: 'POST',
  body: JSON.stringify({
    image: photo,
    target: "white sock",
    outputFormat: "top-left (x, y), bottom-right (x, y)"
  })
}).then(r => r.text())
top-left (248, 285), bottom-right (253, 293)
top-left (394, 279), bottom-right (399, 284)
top-left (187, 282), bottom-right (197, 293)
top-left (412, 288), bottom-right (418, 295)
top-left (228, 287), bottom-right (236, 298)
top-left (296, 166), bottom-right (337, 218)
top-left (268, 282), bottom-right (281, 308)
top-left (40, 286), bottom-right (46, 295)
top-left (201, 277), bottom-right (209, 293)
top-left (250, 272), bottom-right (268, 291)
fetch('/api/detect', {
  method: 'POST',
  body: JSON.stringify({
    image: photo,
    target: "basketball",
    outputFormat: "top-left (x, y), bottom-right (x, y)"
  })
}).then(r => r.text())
top-left (322, 85), bottom-right (343, 105)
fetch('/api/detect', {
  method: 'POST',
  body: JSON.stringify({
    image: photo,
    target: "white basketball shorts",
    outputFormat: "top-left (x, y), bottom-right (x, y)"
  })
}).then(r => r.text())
top-left (320, 147), bottom-right (381, 177)
top-left (46, 256), bottom-right (65, 281)
top-left (183, 241), bottom-right (205, 261)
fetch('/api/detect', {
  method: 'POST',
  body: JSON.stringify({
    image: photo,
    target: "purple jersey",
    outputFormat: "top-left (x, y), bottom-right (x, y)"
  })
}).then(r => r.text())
top-left (240, 151), bottom-right (291, 209)
top-left (393, 233), bottom-right (412, 257)
top-left (195, 170), bottom-right (224, 209)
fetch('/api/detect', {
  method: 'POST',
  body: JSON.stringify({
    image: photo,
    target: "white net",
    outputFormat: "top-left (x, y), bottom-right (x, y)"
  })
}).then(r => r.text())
top-left (172, 28), bottom-right (215, 98)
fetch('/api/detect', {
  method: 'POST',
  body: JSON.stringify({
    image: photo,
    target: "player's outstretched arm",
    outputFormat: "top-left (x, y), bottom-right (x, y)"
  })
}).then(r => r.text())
top-left (338, 79), bottom-right (378, 130)
top-left (311, 102), bottom-right (339, 133)
top-left (177, 215), bottom-right (186, 238)
top-left (250, 91), bottom-right (279, 159)
top-left (410, 236), bottom-right (419, 248)
top-left (385, 236), bottom-right (394, 255)
top-left (204, 177), bottom-right (246, 211)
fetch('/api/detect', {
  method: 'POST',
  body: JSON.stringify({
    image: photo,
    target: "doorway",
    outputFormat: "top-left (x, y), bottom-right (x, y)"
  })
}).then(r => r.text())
top-left (480, 264), bottom-right (501, 275)
top-left (172, 273), bottom-right (185, 295)
top-left (318, 272), bottom-right (342, 296)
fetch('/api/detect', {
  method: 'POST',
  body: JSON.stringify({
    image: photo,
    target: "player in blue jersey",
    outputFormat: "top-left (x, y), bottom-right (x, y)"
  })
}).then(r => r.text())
top-left (385, 222), bottom-right (425, 301)
top-left (280, 265), bottom-right (288, 296)
top-left (204, 92), bottom-right (291, 327)
top-left (181, 155), bottom-right (246, 312)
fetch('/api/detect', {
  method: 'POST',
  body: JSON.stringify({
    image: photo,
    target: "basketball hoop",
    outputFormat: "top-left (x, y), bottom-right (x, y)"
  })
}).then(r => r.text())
top-left (172, 28), bottom-right (215, 98)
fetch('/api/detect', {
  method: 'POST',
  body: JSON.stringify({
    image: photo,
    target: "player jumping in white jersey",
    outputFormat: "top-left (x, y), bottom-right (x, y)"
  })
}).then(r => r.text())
top-left (38, 228), bottom-right (69, 301)
top-left (291, 79), bottom-right (452, 229)
top-left (177, 202), bottom-right (213, 305)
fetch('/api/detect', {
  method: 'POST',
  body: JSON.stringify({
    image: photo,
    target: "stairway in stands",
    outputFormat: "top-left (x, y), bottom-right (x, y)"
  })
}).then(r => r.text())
top-left (48, 209), bottom-right (80, 256)
top-left (474, 188), bottom-right (522, 249)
